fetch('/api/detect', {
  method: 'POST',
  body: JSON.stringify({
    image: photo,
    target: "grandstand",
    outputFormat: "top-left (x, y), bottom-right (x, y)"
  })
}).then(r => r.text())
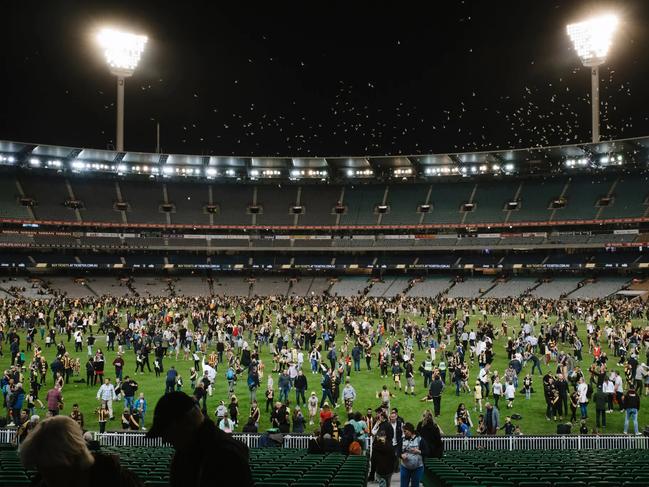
top-left (406, 277), bottom-right (453, 298)
top-left (446, 277), bottom-right (495, 298)
top-left (531, 277), bottom-right (583, 299)
top-left (2, 136), bottom-right (647, 298)
top-left (481, 277), bottom-right (538, 298)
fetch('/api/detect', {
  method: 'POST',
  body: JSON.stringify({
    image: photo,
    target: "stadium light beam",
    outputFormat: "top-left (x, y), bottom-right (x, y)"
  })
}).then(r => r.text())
top-left (567, 14), bottom-right (619, 143)
top-left (97, 27), bottom-right (148, 152)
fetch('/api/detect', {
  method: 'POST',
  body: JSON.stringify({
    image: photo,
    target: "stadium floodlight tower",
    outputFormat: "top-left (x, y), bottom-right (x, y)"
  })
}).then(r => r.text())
top-left (566, 14), bottom-right (619, 143)
top-left (97, 28), bottom-right (148, 152)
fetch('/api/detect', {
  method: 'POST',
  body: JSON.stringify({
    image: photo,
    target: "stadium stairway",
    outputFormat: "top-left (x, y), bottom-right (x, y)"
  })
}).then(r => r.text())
top-left (478, 280), bottom-right (499, 298)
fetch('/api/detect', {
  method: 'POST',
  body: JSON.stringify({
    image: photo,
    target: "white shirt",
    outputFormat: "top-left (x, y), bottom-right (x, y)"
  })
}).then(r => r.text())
top-left (478, 368), bottom-right (489, 384)
top-left (202, 360), bottom-right (216, 383)
top-left (614, 375), bottom-right (624, 394)
top-left (97, 383), bottom-right (116, 401)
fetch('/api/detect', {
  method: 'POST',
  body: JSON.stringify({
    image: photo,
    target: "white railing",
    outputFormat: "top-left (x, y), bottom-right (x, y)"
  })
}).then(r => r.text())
top-left (1, 428), bottom-right (647, 452)
top-left (92, 431), bottom-right (169, 447)
top-left (90, 432), bottom-right (649, 452)
top-left (0, 428), bottom-right (16, 445)
top-left (442, 434), bottom-right (649, 451)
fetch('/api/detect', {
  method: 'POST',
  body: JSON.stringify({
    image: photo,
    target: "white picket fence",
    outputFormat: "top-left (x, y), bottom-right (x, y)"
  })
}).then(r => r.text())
top-left (2, 428), bottom-right (647, 452)
top-left (89, 432), bottom-right (649, 452)
top-left (442, 434), bottom-right (649, 451)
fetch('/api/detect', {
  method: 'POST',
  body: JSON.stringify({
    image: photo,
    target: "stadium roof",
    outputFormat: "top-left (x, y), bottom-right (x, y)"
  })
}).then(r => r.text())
top-left (1, 136), bottom-right (648, 183)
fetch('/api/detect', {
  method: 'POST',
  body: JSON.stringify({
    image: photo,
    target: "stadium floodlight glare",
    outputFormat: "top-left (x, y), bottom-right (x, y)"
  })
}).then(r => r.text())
top-left (567, 14), bottom-right (619, 143)
top-left (97, 27), bottom-right (148, 152)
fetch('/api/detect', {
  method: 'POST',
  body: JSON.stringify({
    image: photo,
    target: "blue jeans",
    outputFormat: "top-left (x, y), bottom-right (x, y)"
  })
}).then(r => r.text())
top-left (353, 358), bottom-right (361, 371)
top-left (280, 387), bottom-right (290, 403)
top-left (624, 408), bottom-right (638, 434)
top-left (400, 465), bottom-right (423, 487)
top-left (531, 360), bottom-right (543, 375)
top-left (580, 402), bottom-right (588, 419)
top-left (311, 359), bottom-right (318, 373)
top-left (320, 388), bottom-right (335, 408)
top-left (124, 396), bottom-right (134, 411)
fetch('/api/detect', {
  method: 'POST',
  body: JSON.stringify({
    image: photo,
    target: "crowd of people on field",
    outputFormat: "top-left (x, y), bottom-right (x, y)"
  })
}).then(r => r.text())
top-left (0, 291), bottom-right (648, 445)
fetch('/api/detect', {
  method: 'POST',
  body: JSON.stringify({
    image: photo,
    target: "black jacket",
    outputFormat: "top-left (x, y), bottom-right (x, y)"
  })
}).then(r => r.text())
top-left (294, 374), bottom-right (308, 391)
top-left (307, 437), bottom-right (341, 454)
top-left (170, 419), bottom-right (253, 487)
top-left (624, 393), bottom-right (640, 410)
top-left (429, 378), bottom-right (444, 397)
top-left (371, 440), bottom-right (396, 476)
top-left (378, 419), bottom-right (403, 454)
top-left (417, 421), bottom-right (443, 458)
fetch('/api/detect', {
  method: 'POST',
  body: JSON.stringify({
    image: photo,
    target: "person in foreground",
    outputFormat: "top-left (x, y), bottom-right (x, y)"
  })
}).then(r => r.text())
top-left (18, 416), bottom-right (141, 487)
top-left (147, 391), bottom-right (253, 487)
top-left (399, 422), bottom-right (424, 487)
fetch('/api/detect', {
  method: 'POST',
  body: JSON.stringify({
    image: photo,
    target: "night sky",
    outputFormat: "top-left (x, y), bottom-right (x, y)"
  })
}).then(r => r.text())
top-left (3, 0), bottom-right (649, 157)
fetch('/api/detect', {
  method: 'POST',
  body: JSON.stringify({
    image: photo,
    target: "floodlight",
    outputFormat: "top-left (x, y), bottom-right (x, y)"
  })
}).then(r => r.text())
top-left (206, 167), bottom-right (218, 177)
top-left (97, 27), bottom-right (147, 152)
top-left (567, 14), bottom-right (619, 143)
top-left (97, 28), bottom-right (148, 75)
top-left (567, 15), bottom-right (618, 67)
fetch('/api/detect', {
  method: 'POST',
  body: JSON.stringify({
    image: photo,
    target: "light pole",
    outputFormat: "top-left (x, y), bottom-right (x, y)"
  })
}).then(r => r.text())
top-left (567, 14), bottom-right (619, 143)
top-left (97, 28), bottom-right (148, 152)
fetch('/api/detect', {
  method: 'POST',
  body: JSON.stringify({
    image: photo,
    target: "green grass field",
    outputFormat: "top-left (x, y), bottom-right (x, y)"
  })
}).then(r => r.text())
top-left (2, 310), bottom-right (647, 436)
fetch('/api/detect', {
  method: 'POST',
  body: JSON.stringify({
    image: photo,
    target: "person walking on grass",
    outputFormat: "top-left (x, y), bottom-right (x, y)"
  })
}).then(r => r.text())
top-left (623, 388), bottom-right (641, 435)
top-left (342, 379), bottom-right (356, 414)
top-left (96, 378), bottom-right (116, 420)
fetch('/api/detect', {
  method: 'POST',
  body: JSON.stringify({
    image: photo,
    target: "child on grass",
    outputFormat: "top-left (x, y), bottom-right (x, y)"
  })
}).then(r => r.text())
top-left (474, 380), bottom-right (483, 412)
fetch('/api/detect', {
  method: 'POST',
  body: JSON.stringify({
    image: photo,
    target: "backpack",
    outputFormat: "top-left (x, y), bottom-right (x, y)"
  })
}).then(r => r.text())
top-left (348, 441), bottom-right (362, 455)
top-left (226, 369), bottom-right (235, 381)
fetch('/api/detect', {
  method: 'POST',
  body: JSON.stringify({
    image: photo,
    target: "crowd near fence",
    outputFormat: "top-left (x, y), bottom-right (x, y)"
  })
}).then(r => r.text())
top-left (3, 428), bottom-right (648, 453)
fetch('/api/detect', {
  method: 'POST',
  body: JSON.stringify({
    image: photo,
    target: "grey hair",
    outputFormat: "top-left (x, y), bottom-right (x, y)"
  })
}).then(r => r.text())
top-left (19, 416), bottom-right (95, 470)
